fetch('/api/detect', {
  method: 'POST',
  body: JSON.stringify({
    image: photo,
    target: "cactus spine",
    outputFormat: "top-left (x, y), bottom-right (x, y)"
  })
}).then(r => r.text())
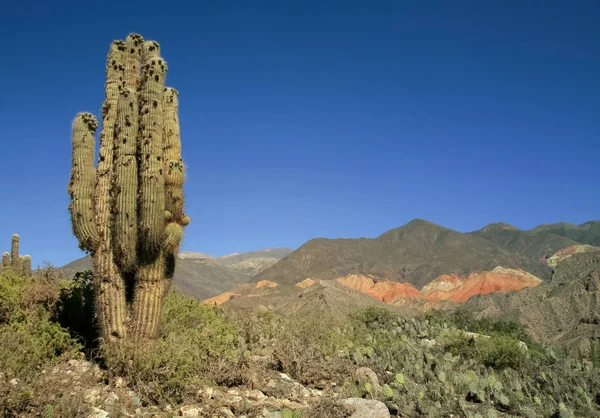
top-left (68, 33), bottom-right (189, 342)
top-left (0, 234), bottom-right (32, 276)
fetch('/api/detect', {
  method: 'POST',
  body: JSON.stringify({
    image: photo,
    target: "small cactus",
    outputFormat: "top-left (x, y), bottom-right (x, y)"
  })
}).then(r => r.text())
top-left (1, 252), bottom-right (10, 268)
top-left (0, 234), bottom-right (32, 276)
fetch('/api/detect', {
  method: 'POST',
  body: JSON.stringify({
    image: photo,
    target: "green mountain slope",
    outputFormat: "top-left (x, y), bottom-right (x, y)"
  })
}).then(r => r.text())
top-left (530, 221), bottom-right (600, 246)
top-left (255, 219), bottom-right (552, 289)
top-left (469, 222), bottom-right (580, 260)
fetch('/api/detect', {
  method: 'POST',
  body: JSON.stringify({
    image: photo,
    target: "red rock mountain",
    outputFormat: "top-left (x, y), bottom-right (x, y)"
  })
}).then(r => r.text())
top-left (206, 268), bottom-right (542, 307)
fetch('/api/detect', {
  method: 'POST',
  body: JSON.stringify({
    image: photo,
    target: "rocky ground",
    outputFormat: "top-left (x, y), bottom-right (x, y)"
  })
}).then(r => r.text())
top-left (38, 357), bottom-right (391, 418)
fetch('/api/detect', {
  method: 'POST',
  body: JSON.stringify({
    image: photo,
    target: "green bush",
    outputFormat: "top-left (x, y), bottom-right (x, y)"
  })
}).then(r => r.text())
top-left (269, 312), bottom-right (352, 385)
top-left (55, 270), bottom-right (96, 349)
top-left (0, 310), bottom-right (81, 378)
top-left (103, 289), bottom-right (241, 404)
top-left (476, 334), bottom-right (527, 370)
top-left (0, 268), bottom-right (30, 324)
top-left (0, 268), bottom-right (83, 417)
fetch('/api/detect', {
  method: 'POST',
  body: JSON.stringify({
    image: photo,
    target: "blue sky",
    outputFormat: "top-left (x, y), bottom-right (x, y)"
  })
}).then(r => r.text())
top-left (0, 0), bottom-right (598, 267)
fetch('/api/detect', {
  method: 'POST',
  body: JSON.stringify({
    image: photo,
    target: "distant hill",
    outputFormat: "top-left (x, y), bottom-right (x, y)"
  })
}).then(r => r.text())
top-left (217, 248), bottom-right (293, 266)
top-left (177, 248), bottom-right (293, 276)
top-left (216, 247), bottom-right (293, 276)
top-left (255, 219), bottom-right (552, 289)
top-left (60, 247), bottom-right (292, 300)
top-left (60, 255), bottom-right (250, 300)
top-left (469, 222), bottom-right (580, 260)
top-left (529, 221), bottom-right (600, 246)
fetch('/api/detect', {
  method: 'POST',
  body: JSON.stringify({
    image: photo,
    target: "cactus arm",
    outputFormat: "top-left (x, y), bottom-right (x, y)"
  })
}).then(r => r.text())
top-left (161, 87), bottom-right (189, 297)
top-left (93, 40), bottom-right (128, 342)
top-left (112, 34), bottom-right (144, 270)
top-left (163, 87), bottom-right (186, 226)
top-left (68, 113), bottom-right (101, 252)
top-left (112, 88), bottom-right (139, 271)
top-left (10, 234), bottom-right (19, 265)
top-left (123, 33), bottom-right (143, 89)
top-left (21, 255), bottom-right (32, 276)
top-left (10, 234), bottom-right (23, 272)
top-left (138, 52), bottom-right (167, 253)
top-left (2, 252), bottom-right (10, 268)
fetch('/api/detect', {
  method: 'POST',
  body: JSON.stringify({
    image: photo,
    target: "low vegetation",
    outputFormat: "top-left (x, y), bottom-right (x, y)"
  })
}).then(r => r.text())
top-left (2, 267), bottom-right (600, 417)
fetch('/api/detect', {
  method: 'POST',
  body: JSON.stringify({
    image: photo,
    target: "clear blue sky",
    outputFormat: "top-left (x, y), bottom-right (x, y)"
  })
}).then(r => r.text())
top-left (0, 0), bottom-right (598, 267)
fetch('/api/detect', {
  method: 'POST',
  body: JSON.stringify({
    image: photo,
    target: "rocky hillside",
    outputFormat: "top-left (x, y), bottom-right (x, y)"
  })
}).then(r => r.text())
top-left (255, 219), bottom-right (552, 289)
top-left (208, 266), bottom-right (543, 314)
top-left (466, 250), bottom-right (600, 354)
top-left (546, 244), bottom-right (600, 268)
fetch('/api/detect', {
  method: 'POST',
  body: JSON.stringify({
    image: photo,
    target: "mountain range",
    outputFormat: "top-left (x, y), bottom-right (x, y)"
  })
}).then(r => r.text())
top-left (254, 219), bottom-right (561, 289)
top-left (60, 220), bottom-right (599, 305)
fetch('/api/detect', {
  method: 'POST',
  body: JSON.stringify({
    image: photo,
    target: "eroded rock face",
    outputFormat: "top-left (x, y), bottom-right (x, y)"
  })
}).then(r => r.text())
top-left (336, 274), bottom-right (423, 302)
top-left (430, 268), bottom-right (542, 303)
top-left (421, 274), bottom-right (463, 295)
top-left (204, 267), bottom-right (543, 308)
top-left (546, 245), bottom-right (600, 268)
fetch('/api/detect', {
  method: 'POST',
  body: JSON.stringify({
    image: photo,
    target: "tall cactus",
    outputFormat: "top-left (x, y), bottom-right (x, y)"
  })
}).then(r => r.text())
top-left (68, 33), bottom-right (189, 342)
top-left (0, 234), bottom-right (32, 276)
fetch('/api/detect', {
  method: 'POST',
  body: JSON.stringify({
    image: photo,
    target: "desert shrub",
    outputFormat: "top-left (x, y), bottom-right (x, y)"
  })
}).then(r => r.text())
top-left (270, 312), bottom-right (353, 386)
top-left (349, 306), bottom-right (396, 327)
top-left (0, 310), bottom-right (80, 378)
top-left (0, 268), bottom-right (30, 323)
top-left (103, 289), bottom-right (240, 404)
top-left (0, 269), bottom-right (82, 417)
top-left (32, 261), bottom-right (68, 282)
top-left (0, 269), bottom-right (79, 379)
top-left (425, 309), bottom-right (551, 362)
top-left (476, 334), bottom-right (527, 370)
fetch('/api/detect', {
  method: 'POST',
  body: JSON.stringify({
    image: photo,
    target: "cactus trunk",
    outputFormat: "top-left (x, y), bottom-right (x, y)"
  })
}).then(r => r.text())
top-left (68, 33), bottom-right (189, 343)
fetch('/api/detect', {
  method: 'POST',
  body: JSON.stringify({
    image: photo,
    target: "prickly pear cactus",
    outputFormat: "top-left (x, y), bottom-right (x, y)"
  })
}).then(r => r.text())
top-left (68, 33), bottom-right (189, 342)
top-left (281, 408), bottom-right (302, 418)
